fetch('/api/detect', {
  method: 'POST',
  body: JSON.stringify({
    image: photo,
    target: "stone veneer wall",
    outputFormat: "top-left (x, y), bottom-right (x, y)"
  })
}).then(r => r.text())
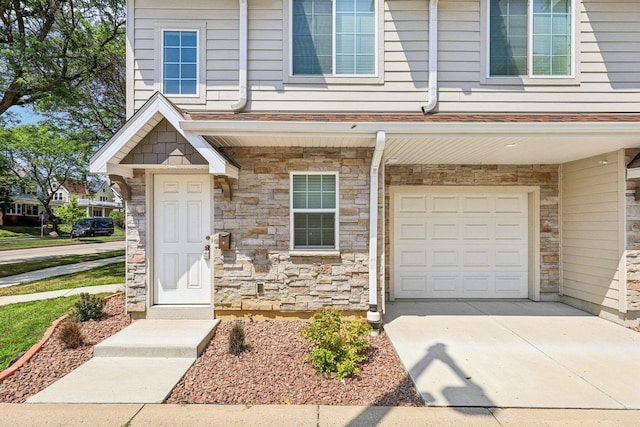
top-left (125, 171), bottom-right (147, 313)
top-left (625, 149), bottom-right (640, 312)
top-left (213, 147), bottom-right (374, 313)
top-left (384, 165), bottom-right (560, 297)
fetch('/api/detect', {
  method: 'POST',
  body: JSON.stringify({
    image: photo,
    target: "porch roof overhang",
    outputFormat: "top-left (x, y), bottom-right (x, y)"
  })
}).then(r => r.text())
top-left (180, 113), bottom-right (640, 165)
top-left (90, 93), bottom-right (239, 179)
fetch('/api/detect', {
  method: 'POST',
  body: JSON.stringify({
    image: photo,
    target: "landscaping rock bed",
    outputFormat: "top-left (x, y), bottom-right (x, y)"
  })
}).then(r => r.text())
top-left (0, 295), bottom-right (130, 403)
top-left (0, 297), bottom-right (422, 406)
top-left (167, 320), bottom-right (423, 406)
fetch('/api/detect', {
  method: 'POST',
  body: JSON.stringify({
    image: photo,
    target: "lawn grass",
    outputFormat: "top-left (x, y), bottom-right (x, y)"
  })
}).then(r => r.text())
top-left (0, 250), bottom-right (125, 278)
top-left (0, 296), bottom-right (80, 370)
top-left (0, 227), bottom-right (125, 251)
top-left (0, 262), bottom-right (125, 297)
top-left (0, 226), bottom-right (43, 238)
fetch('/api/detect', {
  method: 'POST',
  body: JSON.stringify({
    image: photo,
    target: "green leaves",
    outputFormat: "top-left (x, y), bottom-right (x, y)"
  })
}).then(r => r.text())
top-left (301, 308), bottom-right (372, 379)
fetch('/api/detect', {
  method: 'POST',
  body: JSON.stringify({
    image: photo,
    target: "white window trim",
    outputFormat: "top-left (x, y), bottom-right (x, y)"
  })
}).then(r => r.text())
top-left (283, 0), bottom-right (384, 84)
top-left (154, 22), bottom-right (206, 104)
top-left (289, 171), bottom-right (340, 252)
top-left (6, 203), bottom-right (22, 215)
top-left (480, 0), bottom-right (580, 86)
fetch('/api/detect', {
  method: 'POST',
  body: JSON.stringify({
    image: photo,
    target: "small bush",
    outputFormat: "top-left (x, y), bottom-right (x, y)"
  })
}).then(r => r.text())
top-left (58, 319), bottom-right (85, 349)
top-left (301, 309), bottom-right (372, 379)
top-left (71, 293), bottom-right (106, 322)
top-left (228, 321), bottom-right (246, 356)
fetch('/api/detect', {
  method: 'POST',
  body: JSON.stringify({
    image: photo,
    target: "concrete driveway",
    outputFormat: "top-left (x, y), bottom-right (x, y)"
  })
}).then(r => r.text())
top-left (383, 301), bottom-right (640, 409)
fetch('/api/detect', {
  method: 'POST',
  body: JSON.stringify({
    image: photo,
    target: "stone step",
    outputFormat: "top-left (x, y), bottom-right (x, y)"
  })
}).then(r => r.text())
top-left (93, 319), bottom-right (218, 358)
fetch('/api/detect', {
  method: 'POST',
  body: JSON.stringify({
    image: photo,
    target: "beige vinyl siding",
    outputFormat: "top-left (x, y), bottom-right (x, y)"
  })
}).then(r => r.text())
top-left (132, 0), bottom-right (640, 113)
top-left (561, 150), bottom-right (625, 312)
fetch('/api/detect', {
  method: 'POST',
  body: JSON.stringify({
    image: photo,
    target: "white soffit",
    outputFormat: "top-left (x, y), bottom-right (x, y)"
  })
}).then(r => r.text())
top-left (189, 120), bottom-right (640, 165)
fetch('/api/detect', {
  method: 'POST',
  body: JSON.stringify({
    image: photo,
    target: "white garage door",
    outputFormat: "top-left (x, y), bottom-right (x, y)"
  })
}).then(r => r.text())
top-left (393, 191), bottom-right (529, 299)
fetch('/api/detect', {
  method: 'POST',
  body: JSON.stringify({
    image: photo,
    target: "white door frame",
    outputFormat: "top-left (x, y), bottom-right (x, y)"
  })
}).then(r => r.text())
top-left (389, 185), bottom-right (541, 301)
top-left (146, 170), bottom-right (215, 308)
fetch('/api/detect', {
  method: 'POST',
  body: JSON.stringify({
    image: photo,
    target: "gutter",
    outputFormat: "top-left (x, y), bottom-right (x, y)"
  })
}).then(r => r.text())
top-left (367, 130), bottom-right (386, 329)
top-left (421, 0), bottom-right (439, 114)
top-left (231, 0), bottom-right (248, 112)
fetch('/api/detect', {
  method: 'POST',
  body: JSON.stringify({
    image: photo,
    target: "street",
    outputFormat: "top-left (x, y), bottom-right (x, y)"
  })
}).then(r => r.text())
top-left (0, 241), bottom-right (125, 265)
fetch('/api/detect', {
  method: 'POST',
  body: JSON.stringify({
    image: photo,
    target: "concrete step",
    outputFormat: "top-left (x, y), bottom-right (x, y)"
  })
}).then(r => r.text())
top-left (93, 319), bottom-right (219, 358)
top-left (27, 357), bottom-right (195, 403)
top-left (146, 305), bottom-right (214, 320)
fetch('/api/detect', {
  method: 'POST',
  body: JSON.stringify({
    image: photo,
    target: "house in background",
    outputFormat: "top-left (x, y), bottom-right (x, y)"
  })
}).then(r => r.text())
top-left (91, 0), bottom-right (640, 326)
top-left (2, 179), bottom-right (124, 225)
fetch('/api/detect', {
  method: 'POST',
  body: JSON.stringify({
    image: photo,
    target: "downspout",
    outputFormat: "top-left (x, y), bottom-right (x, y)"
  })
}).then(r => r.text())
top-left (367, 131), bottom-right (386, 329)
top-left (231, 0), bottom-right (248, 112)
top-left (421, 0), bottom-right (438, 114)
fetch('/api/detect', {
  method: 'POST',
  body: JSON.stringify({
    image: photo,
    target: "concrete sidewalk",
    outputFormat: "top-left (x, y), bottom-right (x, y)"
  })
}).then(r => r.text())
top-left (0, 284), bottom-right (124, 306)
top-left (0, 256), bottom-right (125, 288)
top-left (1, 404), bottom-right (639, 427)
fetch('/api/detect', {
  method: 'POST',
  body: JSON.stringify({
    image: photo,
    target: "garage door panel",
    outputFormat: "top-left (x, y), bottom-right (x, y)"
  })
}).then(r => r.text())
top-left (495, 220), bottom-right (527, 240)
top-left (463, 249), bottom-right (492, 268)
top-left (393, 190), bottom-right (529, 299)
top-left (431, 249), bottom-right (459, 267)
top-left (431, 195), bottom-right (459, 213)
top-left (463, 223), bottom-right (491, 240)
top-left (463, 196), bottom-right (492, 213)
top-left (463, 274), bottom-right (491, 293)
top-left (495, 194), bottom-right (526, 213)
top-left (398, 195), bottom-right (427, 213)
top-left (495, 274), bottom-right (527, 294)
top-left (398, 222), bottom-right (427, 240)
top-left (396, 274), bottom-right (427, 296)
top-left (431, 223), bottom-right (459, 240)
top-left (399, 250), bottom-right (427, 267)
top-left (430, 275), bottom-right (460, 297)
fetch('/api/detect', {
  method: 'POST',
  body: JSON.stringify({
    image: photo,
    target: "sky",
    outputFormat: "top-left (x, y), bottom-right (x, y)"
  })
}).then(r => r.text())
top-left (9, 105), bottom-right (45, 126)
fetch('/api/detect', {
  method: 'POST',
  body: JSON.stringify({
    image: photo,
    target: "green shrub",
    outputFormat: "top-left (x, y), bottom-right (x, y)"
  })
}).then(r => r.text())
top-left (71, 293), bottom-right (106, 322)
top-left (301, 309), bottom-right (372, 379)
top-left (228, 321), bottom-right (246, 356)
top-left (58, 319), bottom-right (84, 349)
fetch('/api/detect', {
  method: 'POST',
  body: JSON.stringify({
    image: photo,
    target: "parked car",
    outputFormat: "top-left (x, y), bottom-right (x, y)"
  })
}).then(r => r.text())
top-left (71, 217), bottom-right (115, 237)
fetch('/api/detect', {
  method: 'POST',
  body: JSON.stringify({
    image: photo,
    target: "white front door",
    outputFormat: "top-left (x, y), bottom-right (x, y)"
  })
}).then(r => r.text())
top-left (154, 174), bottom-right (211, 304)
top-left (393, 191), bottom-right (529, 299)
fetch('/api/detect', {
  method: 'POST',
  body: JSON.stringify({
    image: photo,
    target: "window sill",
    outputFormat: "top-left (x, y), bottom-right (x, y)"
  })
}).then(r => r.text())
top-left (283, 74), bottom-right (384, 85)
top-left (289, 250), bottom-right (341, 258)
top-left (480, 75), bottom-right (580, 86)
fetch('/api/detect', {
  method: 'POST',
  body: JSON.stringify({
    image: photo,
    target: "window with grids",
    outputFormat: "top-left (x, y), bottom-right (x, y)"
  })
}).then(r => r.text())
top-left (6, 203), bottom-right (22, 215)
top-left (163, 30), bottom-right (198, 95)
top-left (489, 0), bottom-right (572, 77)
top-left (291, 173), bottom-right (338, 249)
top-left (292, 0), bottom-right (376, 76)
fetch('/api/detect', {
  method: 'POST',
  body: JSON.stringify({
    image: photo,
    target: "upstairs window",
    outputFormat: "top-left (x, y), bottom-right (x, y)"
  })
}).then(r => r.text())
top-left (163, 30), bottom-right (198, 95)
top-left (489, 0), bottom-right (572, 77)
top-left (292, 0), bottom-right (376, 76)
top-left (53, 191), bottom-right (64, 201)
top-left (291, 173), bottom-right (338, 250)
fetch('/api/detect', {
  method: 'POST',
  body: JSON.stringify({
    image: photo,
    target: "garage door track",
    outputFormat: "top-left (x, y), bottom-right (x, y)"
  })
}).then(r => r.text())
top-left (384, 301), bottom-right (640, 409)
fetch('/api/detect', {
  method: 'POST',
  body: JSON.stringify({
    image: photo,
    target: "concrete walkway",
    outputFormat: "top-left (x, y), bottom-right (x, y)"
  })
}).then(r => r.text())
top-left (0, 256), bottom-right (125, 288)
top-left (27, 320), bottom-right (219, 404)
top-left (2, 404), bottom-right (639, 427)
top-left (0, 284), bottom-right (124, 306)
top-left (0, 240), bottom-right (125, 264)
top-left (384, 301), bottom-right (640, 409)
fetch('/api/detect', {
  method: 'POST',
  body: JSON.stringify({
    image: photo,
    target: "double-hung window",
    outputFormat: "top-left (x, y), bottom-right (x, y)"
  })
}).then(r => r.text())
top-left (162, 30), bottom-right (198, 95)
top-left (488, 0), bottom-right (573, 78)
top-left (291, 173), bottom-right (338, 250)
top-left (292, 0), bottom-right (376, 76)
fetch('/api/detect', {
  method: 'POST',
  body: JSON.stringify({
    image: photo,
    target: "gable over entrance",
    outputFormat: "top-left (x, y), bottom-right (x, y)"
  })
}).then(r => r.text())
top-left (90, 92), bottom-right (238, 179)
